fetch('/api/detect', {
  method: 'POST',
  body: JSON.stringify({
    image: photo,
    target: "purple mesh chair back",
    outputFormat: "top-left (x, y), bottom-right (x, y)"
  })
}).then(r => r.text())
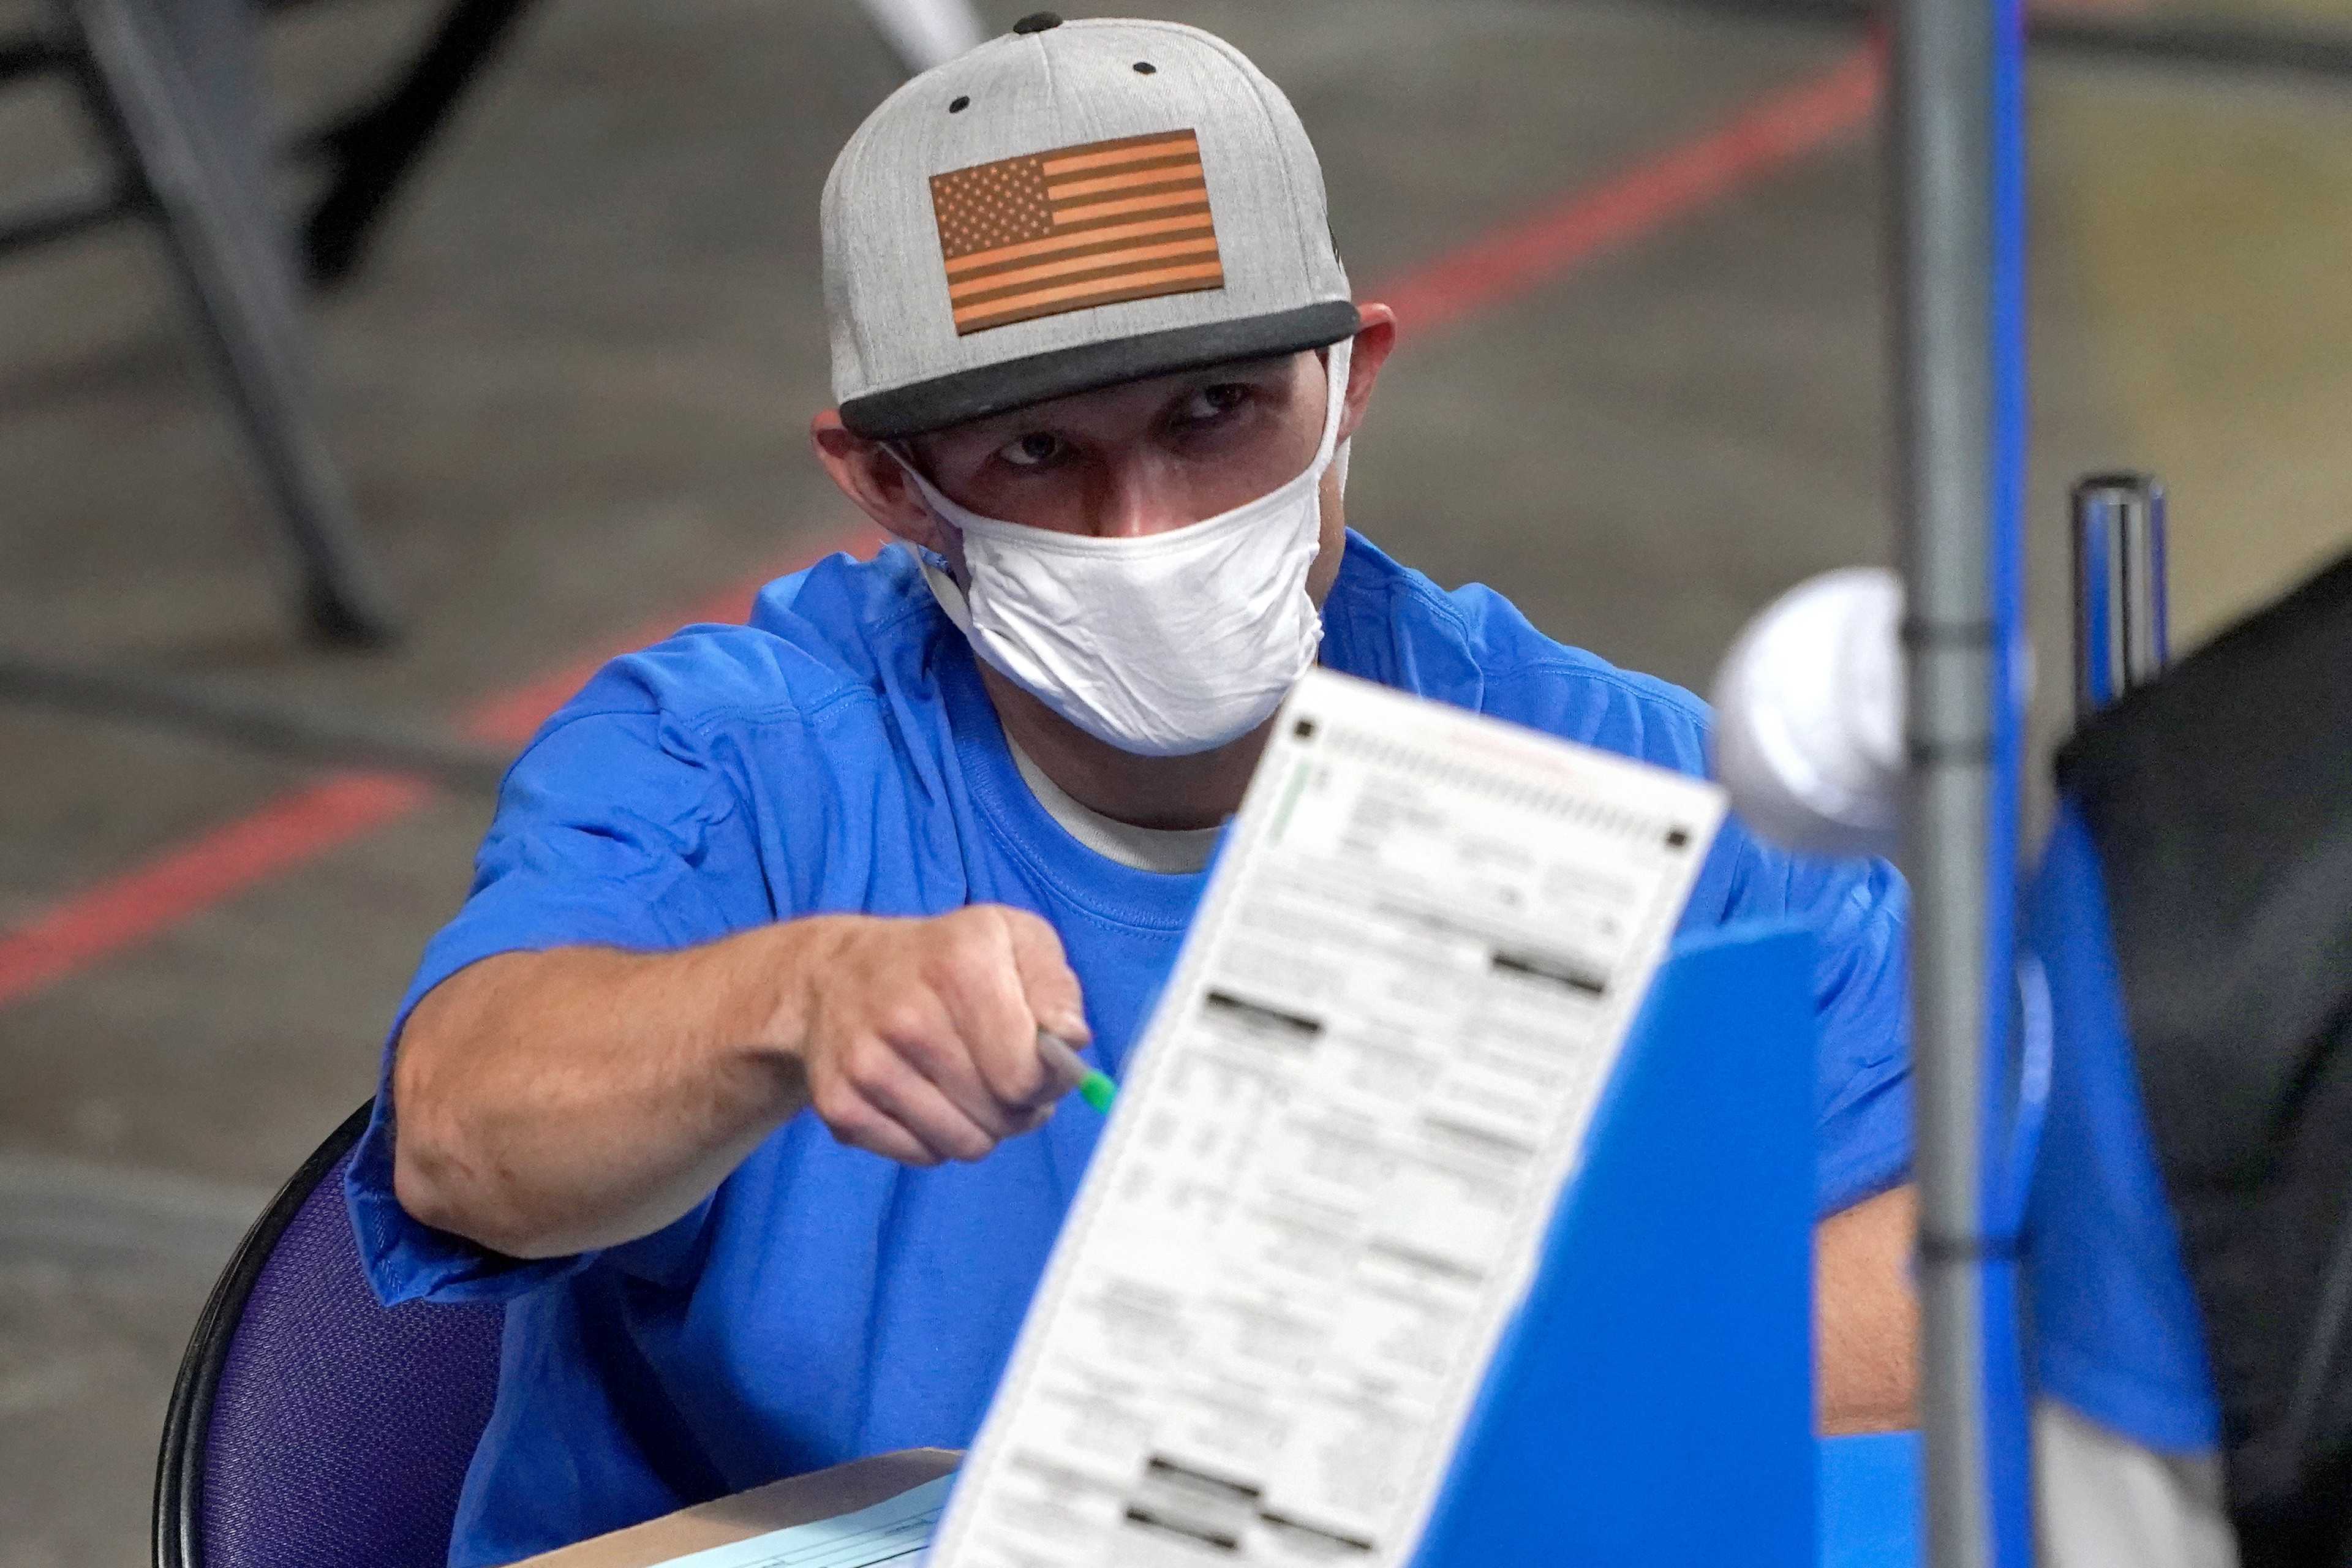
top-left (154, 1102), bottom-right (503, 1568)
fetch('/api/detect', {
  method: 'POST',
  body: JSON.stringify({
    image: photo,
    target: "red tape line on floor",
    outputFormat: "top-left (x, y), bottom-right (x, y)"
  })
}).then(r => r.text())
top-left (0, 536), bottom-right (880, 1008)
top-left (0, 45), bottom-right (1881, 1012)
top-left (1374, 45), bottom-right (1883, 337)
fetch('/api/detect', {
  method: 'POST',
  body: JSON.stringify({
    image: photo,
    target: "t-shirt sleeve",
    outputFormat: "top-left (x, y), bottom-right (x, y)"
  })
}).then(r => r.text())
top-left (1706, 822), bottom-right (1914, 1215)
top-left (345, 697), bottom-right (774, 1307)
top-left (1474, 658), bottom-right (1912, 1216)
top-left (2022, 809), bottom-right (2222, 1452)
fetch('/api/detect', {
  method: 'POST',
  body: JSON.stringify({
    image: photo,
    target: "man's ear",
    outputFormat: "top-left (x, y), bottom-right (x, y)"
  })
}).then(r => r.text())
top-left (810, 410), bottom-right (947, 553)
top-left (1335, 302), bottom-right (1398, 445)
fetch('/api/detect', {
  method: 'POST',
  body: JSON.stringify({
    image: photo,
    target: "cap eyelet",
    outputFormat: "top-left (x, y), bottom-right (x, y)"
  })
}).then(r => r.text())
top-left (1133, 61), bottom-right (1156, 74)
top-left (948, 95), bottom-right (970, 113)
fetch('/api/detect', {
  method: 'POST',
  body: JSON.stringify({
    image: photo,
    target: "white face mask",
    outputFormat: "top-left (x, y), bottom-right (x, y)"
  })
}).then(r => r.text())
top-left (896, 337), bottom-right (1354, 758)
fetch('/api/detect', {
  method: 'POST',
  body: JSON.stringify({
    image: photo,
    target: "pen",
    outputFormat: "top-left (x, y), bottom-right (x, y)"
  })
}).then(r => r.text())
top-left (1036, 1030), bottom-right (1118, 1113)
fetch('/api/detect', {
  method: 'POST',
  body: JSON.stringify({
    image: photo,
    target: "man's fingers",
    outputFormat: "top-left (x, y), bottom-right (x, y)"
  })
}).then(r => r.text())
top-left (899, 1031), bottom-right (1030, 1140)
top-left (801, 906), bottom-right (1086, 1168)
top-left (843, 1116), bottom-right (939, 1168)
top-left (998, 907), bottom-right (1089, 1046)
top-left (876, 986), bottom-right (1031, 1139)
top-left (843, 1038), bottom-right (999, 1164)
top-left (935, 909), bottom-right (1067, 1111)
top-left (807, 1077), bottom-right (940, 1167)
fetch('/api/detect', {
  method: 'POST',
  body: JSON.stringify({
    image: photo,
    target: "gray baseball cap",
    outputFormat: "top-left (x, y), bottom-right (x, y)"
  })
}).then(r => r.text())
top-left (823, 12), bottom-right (1359, 440)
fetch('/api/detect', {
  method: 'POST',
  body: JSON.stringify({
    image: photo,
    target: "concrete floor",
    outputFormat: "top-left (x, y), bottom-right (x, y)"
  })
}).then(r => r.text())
top-left (2, 0), bottom-right (2347, 1562)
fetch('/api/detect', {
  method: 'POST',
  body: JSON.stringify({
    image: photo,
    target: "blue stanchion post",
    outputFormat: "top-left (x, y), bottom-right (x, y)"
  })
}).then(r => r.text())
top-left (1983, 0), bottom-right (2032, 1559)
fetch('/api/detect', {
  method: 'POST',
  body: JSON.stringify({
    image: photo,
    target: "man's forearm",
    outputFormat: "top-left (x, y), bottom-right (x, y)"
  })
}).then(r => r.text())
top-left (391, 922), bottom-right (834, 1259)
top-left (1817, 1183), bottom-right (1920, 1433)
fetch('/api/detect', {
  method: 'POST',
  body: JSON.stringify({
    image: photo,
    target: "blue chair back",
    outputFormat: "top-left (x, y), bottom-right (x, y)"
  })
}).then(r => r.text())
top-left (154, 1101), bottom-right (503, 1568)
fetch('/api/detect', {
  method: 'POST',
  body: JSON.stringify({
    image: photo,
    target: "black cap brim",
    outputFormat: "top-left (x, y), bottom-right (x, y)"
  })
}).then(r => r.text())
top-left (837, 300), bottom-right (1361, 440)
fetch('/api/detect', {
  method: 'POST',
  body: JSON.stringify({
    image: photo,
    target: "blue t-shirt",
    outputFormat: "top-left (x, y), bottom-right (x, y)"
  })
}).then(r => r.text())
top-left (347, 533), bottom-right (1911, 1567)
top-left (2022, 805), bottom-right (2221, 1452)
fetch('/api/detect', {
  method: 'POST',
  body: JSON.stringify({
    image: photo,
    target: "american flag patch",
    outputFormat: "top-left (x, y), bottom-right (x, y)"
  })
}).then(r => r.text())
top-left (929, 129), bottom-right (1224, 335)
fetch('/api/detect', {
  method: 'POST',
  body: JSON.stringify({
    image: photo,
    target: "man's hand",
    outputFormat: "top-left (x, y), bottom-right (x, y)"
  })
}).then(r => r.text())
top-left (392, 905), bottom-right (1090, 1260)
top-left (793, 906), bottom-right (1091, 1166)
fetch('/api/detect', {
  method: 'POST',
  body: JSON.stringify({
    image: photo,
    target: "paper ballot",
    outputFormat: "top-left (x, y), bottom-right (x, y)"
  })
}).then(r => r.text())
top-left (930, 671), bottom-right (1727, 1568)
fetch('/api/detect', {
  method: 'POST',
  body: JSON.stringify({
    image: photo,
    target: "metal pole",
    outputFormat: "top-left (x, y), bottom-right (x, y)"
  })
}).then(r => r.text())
top-left (857, 0), bottom-right (987, 73)
top-left (1890, 0), bottom-right (2026, 1562)
top-left (64, 0), bottom-right (399, 644)
top-left (2071, 473), bottom-right (2170, 715)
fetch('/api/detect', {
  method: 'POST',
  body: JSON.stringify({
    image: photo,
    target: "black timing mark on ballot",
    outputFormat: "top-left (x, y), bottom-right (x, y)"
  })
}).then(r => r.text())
top-left (1257, 1510), bottom-right (1378, 1553)
top-left (1123, 1507), bottom-right (1241, 1552)
top-left (1367, 1238), bottom-right (1487, 1286)
top-left (1420, 1112), bottom-right (1540, 1161)
top-left (1202, 990), bottom-right (1325, 1038)
top-left (1145, 1456), bottom-right (1263, 1502)
top-left (1490, 948), bottom-right (1610, 996)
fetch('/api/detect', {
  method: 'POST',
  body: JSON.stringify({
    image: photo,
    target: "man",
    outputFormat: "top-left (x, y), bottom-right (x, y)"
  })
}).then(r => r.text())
top-left (2025, 548), bottom-right (2352, 1568)
top-left (350, 15), bottom-right (1917, 1566)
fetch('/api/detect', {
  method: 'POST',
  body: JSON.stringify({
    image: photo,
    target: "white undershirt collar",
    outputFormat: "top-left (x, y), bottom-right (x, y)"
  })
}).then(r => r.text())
top-left (1004, 737), bottom-right (1223, 876)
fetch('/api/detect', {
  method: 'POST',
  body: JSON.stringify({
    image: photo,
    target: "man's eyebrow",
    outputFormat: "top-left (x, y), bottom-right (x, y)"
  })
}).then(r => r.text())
top-left (938, 355), bottom-right (1303, 448)
top-left (1146, 356), bottom-right (1300, 407)
top-left (1176, 352), bottom-right (1295, 382)
top-left (930, 410), bottom-right (1047, 450)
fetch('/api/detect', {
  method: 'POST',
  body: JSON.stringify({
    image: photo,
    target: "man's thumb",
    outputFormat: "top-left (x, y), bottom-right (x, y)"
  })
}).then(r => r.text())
top-left (1000, 908), bottom-right (1089, 1042)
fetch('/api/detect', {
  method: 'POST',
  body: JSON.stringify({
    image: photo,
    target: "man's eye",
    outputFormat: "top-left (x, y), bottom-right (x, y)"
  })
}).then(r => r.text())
top-left (1176, 384), bottom-right (1251, 426)
top-left (996, 432), bottom-right (1065, 469)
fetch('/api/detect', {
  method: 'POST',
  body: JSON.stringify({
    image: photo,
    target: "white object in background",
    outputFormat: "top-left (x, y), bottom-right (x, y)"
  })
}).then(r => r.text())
top-left (1711, 567), bottom-right (1907, 860)
top-left (856, 0), bottom-right (987, 73)
top-left (929, 668), bottom-right (1725, 1568)
top-left (2034, 1401), bottom-right (2237, 1568)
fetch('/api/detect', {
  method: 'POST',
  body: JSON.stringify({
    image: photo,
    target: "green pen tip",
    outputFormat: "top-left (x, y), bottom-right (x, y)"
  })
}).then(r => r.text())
top-left (1078, 1071), bottom-right (1118, 1114)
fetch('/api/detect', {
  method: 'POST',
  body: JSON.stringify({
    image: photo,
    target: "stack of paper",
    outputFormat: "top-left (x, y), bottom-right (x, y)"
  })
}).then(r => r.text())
top-left (652, 1476), bottom-right (951, 1568)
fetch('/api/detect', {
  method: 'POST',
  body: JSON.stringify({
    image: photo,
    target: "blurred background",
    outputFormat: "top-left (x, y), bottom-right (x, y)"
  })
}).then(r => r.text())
top-left (2, 0), bottom-right (2347, 1561)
